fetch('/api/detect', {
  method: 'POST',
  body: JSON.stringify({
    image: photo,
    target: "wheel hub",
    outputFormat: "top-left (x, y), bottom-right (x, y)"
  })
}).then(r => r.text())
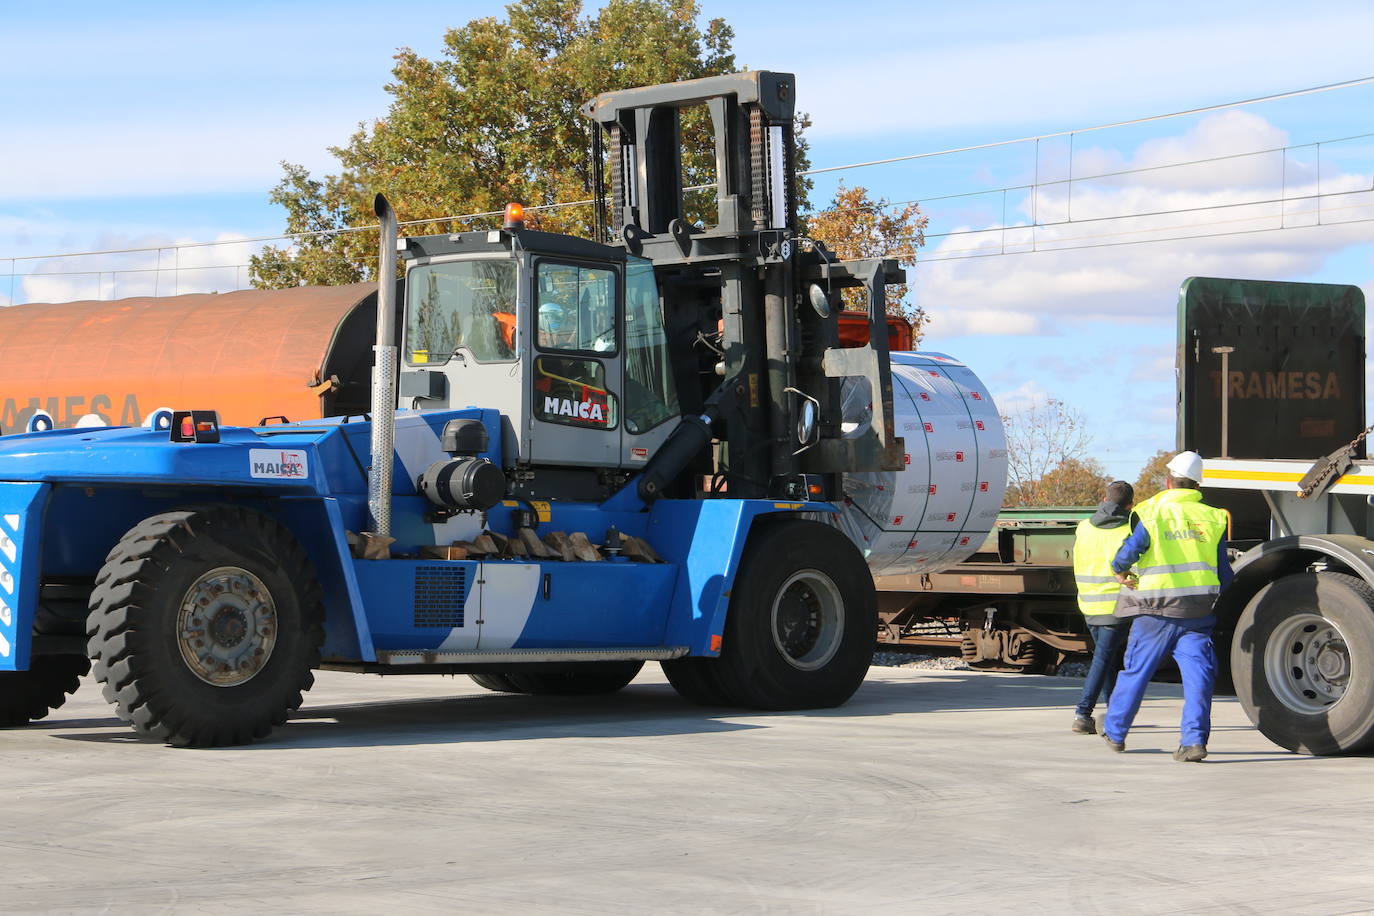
top-left (177, 567), bottom-right (277, 687)
top-left (208, 607), bottom-right (249, 648)
top-left (771, 569), bottom-right (844, 671)
top-left (1264, 612), bottom-right (1350, 714)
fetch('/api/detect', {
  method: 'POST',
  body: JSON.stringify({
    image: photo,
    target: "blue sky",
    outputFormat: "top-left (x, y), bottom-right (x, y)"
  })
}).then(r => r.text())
top-left (3, 0), bottom-right (1373, 479)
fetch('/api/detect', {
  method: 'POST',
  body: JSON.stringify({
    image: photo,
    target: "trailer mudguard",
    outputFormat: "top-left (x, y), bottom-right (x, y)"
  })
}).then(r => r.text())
top-left (1217, 533), bottom-right (1374, 629)
top-left (0, 482), bottom-right (51, 671)
top-left (652, 500), bottom-right (834, 656)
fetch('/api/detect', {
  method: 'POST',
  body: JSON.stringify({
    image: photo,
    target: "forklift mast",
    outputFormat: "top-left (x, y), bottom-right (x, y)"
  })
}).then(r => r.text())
top-left (582, 71), bottom-right (905, 500)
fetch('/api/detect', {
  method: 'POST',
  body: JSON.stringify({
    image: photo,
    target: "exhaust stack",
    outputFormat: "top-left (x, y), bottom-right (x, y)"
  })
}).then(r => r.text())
top-left (367, 193), bottom-right (399, 536)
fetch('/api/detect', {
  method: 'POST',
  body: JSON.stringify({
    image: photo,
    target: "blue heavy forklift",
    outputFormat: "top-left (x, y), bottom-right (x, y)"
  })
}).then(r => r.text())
top-left (0, 72), bottom-right (909, 745)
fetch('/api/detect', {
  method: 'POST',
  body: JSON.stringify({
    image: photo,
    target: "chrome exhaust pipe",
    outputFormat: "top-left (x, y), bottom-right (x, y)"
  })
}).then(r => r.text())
top-left (367, 193), bottom-right (399, 536)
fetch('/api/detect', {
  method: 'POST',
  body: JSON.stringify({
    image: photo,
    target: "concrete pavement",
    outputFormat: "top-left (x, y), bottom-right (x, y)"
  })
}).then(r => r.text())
top-left (3, 666), bottom-right (1371, 914)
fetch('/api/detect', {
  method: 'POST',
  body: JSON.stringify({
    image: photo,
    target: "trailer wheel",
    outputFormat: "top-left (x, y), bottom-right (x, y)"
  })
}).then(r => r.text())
top-left (88, 507), bottom-right (324, 747)
top-left (503, 661), bottom-right (644, 695)
top-left (709, 518), bottom-right (875, 710)
top-left (1233, 571), bottom-right (1374, 755)
top-left (0, 654), bottom-right (89, 727)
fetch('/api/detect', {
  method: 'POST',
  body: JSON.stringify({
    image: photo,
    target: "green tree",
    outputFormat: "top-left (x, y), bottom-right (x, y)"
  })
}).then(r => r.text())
top-left (807, 183), bottom-right (929, 341)
top-left (251, 0), bottom-right (793, 289)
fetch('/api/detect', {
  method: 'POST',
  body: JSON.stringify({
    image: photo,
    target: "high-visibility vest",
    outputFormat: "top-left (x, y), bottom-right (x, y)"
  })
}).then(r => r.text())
top-left (1073, 519), bottom-right (1128, 618)
top-left (1121, 489), bottom-right (1228, 609)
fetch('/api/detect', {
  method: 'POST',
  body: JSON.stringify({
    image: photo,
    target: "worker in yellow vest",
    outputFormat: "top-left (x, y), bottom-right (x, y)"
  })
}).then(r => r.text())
top-left (1070, 480), bottom-right (1135, 735)
top-left (1102, 451), bottom-right (1232, 762)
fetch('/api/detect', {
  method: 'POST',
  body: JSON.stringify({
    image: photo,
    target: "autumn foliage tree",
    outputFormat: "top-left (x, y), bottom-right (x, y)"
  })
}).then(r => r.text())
top-left (251, 0), bottom-right (744, 289)
top-left (1034, 457), bottom-right (1112, 506)
top-left (807, 183), bottom-right (929, 342)
top-left (1133, 448), bottom-right (1173, 503)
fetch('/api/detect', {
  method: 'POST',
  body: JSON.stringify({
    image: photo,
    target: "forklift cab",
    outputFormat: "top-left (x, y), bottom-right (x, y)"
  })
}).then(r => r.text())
top-left (397, 227), bottom-right (680, 473)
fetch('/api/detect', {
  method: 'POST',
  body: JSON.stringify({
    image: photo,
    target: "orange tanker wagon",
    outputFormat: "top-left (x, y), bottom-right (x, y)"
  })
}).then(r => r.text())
top-left (0, 284), bottom-right (910, 433)
top-left (0, 284), bottom-right (382, 431)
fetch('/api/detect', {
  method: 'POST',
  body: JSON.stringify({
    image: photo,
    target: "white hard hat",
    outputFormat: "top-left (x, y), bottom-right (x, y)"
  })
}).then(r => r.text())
top-left (1166, 450), bottom-right (1205, 482)
top-left (538, 303), bottom-right (564, 334)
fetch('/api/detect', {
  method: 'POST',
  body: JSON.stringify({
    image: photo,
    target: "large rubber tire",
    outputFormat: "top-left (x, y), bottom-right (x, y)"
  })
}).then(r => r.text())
top-left (0, 654), bottom-right (89, 727)
top-left (1232, 571), bottom-right (1374, 755)
top-left (88, 507), bottom-right (324, 747)
top-left (469, 673), bottom-right (524, 693)
top-left (668, 518), bottom-right (876, 710)
top-left (502, 661), bottom-right (644, 695)
top-left (660, 655), bottom-right (733, 706)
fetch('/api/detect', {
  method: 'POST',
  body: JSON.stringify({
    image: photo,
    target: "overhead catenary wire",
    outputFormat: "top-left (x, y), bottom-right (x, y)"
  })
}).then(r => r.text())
top-left (8, 74), bottom-right (1373, 267)
top-left (4, 75), bottom-right (1374, 302)
top-left (802, 74), bottom-right (1374, 176)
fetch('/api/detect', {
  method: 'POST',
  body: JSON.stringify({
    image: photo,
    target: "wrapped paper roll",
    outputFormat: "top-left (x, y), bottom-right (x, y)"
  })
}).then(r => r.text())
top-left (836, 352), bottom-right (1007, 574)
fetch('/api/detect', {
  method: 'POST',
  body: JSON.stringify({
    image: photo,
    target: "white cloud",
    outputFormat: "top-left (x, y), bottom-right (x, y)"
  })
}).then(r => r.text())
top-left (13, 234), bottom-right (265, 306)
top-left (794, 10), bottom-right (1374, 138)
top-left (0, 117), bottom-right (353, 200)
top-left (917, 110), bottom-right (1374, 338)
top-left (991, 379), bottom-right (1053, 418)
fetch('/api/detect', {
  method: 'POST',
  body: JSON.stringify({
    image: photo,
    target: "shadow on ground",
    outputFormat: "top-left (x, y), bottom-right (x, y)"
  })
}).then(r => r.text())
top-left (36, 670), bottom-right (1315, 754)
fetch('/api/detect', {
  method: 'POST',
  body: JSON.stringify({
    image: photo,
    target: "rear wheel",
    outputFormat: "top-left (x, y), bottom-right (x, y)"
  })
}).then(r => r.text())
top-left (0, 654), bottom-right (89, 727)
top-left (667, 518), bottom-right (875, 710)
top-left (88, 507), bottom-right (324, 747)
top-left (469, 673), bottom-right (523, 693)
top-left (1232, 571), bottom-right (1374, 755)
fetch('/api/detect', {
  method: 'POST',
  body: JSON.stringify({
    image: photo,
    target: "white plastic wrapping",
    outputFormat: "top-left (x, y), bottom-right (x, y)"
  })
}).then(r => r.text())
top-left (836, 352), bottom-right (1007, 574)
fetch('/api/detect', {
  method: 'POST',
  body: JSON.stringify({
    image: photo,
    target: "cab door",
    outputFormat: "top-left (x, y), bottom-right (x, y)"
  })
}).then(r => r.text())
top-left (524, 260), bottom-right (623, 468)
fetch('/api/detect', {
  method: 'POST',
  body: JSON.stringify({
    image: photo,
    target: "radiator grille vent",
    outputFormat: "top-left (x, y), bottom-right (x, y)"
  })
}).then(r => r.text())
top-left (413, 565), bottom-right (467, 628)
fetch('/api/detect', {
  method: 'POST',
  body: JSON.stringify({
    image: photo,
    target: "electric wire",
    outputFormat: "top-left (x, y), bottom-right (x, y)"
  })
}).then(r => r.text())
top-left (4, 76), bottom-right (1373, 297)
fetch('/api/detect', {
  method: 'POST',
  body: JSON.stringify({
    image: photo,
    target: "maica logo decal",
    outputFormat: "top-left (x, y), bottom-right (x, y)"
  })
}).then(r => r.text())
top-left (543, 396), bottom-right (608, 424)
top-left (249, 449), bottom-right (309, 480)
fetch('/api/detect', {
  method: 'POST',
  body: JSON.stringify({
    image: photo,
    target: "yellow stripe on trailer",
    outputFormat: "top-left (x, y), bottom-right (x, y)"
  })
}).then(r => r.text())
top-left (1204, 466), bottom-right (1374, 491)
top-left (1204, 469), bottom-right (1305, 483)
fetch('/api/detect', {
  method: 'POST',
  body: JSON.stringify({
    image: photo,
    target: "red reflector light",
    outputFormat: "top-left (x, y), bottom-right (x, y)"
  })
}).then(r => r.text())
top-left (169, 409), bottom-right (222, 444)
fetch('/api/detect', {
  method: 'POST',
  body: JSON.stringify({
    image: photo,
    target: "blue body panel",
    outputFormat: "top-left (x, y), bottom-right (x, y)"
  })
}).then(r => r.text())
top-left (0, 482), bottom-right (51, 671)
top-left (0, 408), bottom-right (835, 669)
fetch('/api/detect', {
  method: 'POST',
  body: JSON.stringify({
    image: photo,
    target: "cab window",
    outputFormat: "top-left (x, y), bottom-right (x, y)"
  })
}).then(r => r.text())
top-left (623, 256), bottom-right (680, 433)
top-left (536, 263), bottom-right (617, 354)
top-left (406, 259), bottom-right (517, 364)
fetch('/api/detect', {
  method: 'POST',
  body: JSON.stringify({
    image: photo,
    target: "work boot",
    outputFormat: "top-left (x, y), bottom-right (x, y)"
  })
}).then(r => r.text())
top-left (1102, 732), bottom-right (1125, 753)
top-left (1173, 744), bottom-right (1207, 762)
top-left (1072, 715), bottom-right (1096, 734)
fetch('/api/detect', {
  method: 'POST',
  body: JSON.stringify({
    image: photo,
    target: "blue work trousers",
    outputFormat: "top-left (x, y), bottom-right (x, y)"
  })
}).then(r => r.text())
top-left (1103, 614), bottom-right (1216, 747)
top-left (1074, 621), bottom-right (1129, 718)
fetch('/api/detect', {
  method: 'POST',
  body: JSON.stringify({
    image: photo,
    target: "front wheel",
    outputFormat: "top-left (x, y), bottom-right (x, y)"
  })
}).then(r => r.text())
top-left (88, 506), bottom-right (324, 747)
top-left (1232, 571), bottom-right (1374, 755)
top-left (667, 518), bottom-right (875, 710)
